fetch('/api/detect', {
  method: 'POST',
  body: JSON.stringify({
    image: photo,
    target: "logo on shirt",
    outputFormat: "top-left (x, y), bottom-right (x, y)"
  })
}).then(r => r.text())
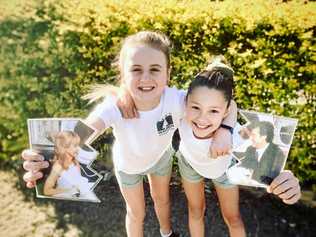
top-left (156, 113), bottom-right (174, 135)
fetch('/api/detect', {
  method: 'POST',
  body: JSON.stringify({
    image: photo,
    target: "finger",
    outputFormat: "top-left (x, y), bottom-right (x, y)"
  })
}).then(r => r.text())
top-left (23, 171), bottom-right (43, 183)
top-left (117, 100), bottom-right (127, 118)
top-left (127, 108), bottom-right (135, 119)
top-left (215, 150), bottom-right (222, 158)
top-left (26, 181), bottom-right (36, 188)
top-left (23, 160), bottom-right (49, 172)
top-left (219, 147), bottom-right (229, 156)
top-left (272, 178), bottom-right (298, 195)
top-left (278, 186), bottom-right (299, 200)
top-left (211, 150), bottom-right (218, 158)
top-left (217, 151), bottom-right (224, 157)
top-left (221, 149), bottom-right (229, 156)
top-left (21, 149), bottom-right (44, 162)
top-left (209, 147), bottom-right (215, 158)
top-left (269, 170), bottom-right (293, 191)
top-left (122, 108), bottom-right (129, 119)
top-left (266, 186), bottom-right (272, 193)
top-left (283, 193), bottom-right (301, 205)
top-left (133, 107), bottom-right (140, 118)
top-left (130, 107), bottom-right (136, 118)
top-left (131, 100), bottom-right (138, 118)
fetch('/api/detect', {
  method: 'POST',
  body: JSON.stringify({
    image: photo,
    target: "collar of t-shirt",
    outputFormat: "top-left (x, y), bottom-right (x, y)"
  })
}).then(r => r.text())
top-left (256, 143), bottom-right (269, 162)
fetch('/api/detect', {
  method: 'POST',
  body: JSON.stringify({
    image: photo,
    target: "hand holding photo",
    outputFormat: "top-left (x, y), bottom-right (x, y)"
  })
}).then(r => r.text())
top-left (27, 118), bottom-right (102, 202)
top-left (227, 110), bottom-right (298, 188)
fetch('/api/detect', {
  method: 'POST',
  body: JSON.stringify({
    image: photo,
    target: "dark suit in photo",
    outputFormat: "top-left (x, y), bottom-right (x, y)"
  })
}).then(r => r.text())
top-left (233, 143), bottom-right (285, 185)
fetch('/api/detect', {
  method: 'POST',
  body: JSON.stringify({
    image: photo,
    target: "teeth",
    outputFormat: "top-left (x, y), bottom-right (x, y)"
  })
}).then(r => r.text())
top-left (139, 86), bottom-right (154, 91)
top-left (195, 123), bottom-right (210, 129)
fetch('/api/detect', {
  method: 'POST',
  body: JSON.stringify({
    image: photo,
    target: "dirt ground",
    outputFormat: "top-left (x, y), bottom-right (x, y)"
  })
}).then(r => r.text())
top-left (0, 169), bottom-right (315, 237)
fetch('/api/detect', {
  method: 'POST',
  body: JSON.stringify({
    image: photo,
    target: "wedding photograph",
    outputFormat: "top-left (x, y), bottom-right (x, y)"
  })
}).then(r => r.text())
top-left (228, 110), bottom-right (298, 187)
top-left (27, 118), bottom-right (101, 202)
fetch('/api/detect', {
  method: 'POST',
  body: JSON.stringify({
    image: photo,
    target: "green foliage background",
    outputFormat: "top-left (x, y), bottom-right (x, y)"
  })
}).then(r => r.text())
top-left (0, 0), bottom-right (315, 186)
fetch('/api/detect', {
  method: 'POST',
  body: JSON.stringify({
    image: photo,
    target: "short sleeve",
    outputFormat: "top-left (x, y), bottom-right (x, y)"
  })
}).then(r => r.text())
top-left (176, 89), bottom-right (187, 119)
top-left (86, 96), bottom-right (121, 129)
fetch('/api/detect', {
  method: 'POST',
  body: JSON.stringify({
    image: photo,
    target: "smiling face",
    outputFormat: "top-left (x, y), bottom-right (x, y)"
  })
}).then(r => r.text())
top-left (66, 142), bottom-right (80, 160)
top-left (185, 86), bottom-right (229, 139)
top-left (54, 131), bottom-right (80, 168)
top-left (121, 45), bottom-right (169, 111)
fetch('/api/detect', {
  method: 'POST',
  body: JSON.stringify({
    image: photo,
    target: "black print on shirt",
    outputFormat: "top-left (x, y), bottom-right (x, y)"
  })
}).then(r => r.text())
top-left (156, 113), bottom-right (174, 135)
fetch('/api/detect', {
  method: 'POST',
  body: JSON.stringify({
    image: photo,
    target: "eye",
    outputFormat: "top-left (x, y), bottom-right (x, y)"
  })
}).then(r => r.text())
top-left (150, 68), bottom-right (160, 73)
top-left (209, 109), bottom-right (219, 113)
top-left (191, 106), bottom-right (200, 110)
top-left (131, 68), bottom-right (142, 72)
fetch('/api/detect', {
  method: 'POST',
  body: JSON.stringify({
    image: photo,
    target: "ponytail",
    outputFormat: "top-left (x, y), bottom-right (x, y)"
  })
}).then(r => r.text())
top-left (81, 84), bottom-right (121, 104)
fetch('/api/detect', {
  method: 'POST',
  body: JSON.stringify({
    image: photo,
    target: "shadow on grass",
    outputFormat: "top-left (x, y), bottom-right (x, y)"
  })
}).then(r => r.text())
top-left (14, 161), bottom-right (316, 237)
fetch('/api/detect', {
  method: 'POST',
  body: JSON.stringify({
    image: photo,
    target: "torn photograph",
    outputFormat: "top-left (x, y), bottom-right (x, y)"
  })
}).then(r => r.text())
top-left (226, 110), bottom-right (298, 188)
top-left (27, 118), bottom-right (102, 202)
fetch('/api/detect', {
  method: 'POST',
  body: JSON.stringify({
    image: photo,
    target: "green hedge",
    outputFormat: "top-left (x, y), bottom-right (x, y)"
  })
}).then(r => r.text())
top-left (0, 0), bottom-right (315, 186)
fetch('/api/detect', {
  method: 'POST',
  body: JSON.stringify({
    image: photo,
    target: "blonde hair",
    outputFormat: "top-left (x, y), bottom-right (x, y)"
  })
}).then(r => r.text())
top-left (117, 31), bottom-right (171, 71)
top-left (82, 31), bottom-right (172, 103)
top-left (51, 131), bottom-right (80, 169)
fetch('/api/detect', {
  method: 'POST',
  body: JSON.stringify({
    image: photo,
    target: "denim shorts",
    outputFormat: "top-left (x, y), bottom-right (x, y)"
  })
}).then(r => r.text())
top-left (176, 151), bottom-right (236, 189)
top-left (115, 147), bottom-right (174, 188)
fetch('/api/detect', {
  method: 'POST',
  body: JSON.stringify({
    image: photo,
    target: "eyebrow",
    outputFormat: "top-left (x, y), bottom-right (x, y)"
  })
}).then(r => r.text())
top-left (190, 101), bottom-right (222, 109)
top-left (132, 64), bottom-right (162, 68)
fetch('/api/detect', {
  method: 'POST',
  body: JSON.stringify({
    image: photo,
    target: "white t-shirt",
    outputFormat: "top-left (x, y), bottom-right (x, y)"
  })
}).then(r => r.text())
top-left (88, 87), bottom-right (186, 174)
top-left (55, 164), bottom-right (96, 200)
top-left (179, 120), bottom-right (242, 179)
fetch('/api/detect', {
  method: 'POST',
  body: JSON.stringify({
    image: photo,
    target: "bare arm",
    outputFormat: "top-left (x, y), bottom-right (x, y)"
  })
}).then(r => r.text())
top-left (43, 163), bottom-right (68, 196)
top-left (116, 86), bottom-right (139, 119)
top-left (222, 100), bottom-right (237, 127)
top-left (210, 100), bottom-right (237, 157)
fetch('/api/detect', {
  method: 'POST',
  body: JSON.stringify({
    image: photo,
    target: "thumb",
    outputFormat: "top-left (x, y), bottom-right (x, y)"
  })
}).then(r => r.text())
top-left (266, 186), bottom-right (272, 193)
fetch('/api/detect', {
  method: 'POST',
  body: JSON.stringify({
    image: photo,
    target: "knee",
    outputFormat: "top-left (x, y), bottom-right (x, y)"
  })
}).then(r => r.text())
top-left (151, 192), bottom-right (170, 207)
top-left (126, 206), bottom-right (145, 223)
top-left (188, 203), bottom-right (205, 220)
top-left (223, 213), bottom-right (243, 228)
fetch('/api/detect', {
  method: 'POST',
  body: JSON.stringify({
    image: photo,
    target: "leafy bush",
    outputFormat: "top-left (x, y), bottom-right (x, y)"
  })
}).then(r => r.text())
top-left (0, 0), bottom-right (315, 186)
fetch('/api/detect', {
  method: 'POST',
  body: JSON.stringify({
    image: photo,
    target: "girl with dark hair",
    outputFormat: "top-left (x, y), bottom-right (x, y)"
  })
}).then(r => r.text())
top-left (177, 56), bottom-right (301, 237)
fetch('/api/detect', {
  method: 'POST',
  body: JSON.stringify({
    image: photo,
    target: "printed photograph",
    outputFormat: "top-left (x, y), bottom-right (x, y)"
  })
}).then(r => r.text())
top-left (27, 118), bottom-right (102, 202)
top-left (227, 110), bottom-right (298, 188)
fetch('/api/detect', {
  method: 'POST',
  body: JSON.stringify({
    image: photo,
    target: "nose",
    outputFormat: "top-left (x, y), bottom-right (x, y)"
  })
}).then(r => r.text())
top-left (195, 112), bottom-right (209, 125)
top-left (140, 71), bottom-right (150, 81)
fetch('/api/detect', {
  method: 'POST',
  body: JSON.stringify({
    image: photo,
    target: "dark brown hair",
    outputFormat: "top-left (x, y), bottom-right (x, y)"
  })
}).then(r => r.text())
top-left (186, 55), bottom-right (234, 107)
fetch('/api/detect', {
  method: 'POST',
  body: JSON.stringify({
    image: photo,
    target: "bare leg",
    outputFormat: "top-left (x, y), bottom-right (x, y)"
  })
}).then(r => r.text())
top-left (182, 178), bottom-right (205, 237)
top-left (148, 174), bottom-right (172, 235)
top-left (119, 183), bottom-right (146, 237)
top-left (215, 185), bottom-right (246, 237)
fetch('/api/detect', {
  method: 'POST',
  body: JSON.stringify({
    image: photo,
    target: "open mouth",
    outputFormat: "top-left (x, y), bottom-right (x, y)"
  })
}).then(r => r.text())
top-left (192, 121), bottom-right (211, 130)
top-left (138, 86), bottom-right (155, 92)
